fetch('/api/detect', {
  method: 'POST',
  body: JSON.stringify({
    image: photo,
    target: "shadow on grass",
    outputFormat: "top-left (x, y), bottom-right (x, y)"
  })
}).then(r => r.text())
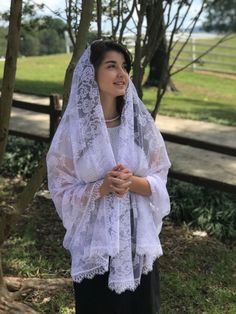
top-left (159, 220), bottom-right (236, 313)
top-left (0, 79), bottom-right (63, 96)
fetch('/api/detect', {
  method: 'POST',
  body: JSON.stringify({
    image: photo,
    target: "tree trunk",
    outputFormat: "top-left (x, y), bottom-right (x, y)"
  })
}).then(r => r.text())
top-left (0, 205), bottom-right (18, 298)
top-left (63, 0), bottom-right (95, 111)
top-left (16, 158), bottom-right (47, 213)
top-left (145, 40), bottom-right (166, 87)
top-left (132, 1), bottom-right (147, 98)
top-left (16, 0), bottom-right (94, 215)
top-left (96, 0), bottom-right (102, 39)
top-left (0, 0), bottom-right (94, 300)
top-left (0, 0), bottom-right (22, 166)
top-left (145, 1), bottom-right (167, 88)
top-left (0, 0), bottom-right (22, 297)
top-left (0, 252), bottom-right (7, 295)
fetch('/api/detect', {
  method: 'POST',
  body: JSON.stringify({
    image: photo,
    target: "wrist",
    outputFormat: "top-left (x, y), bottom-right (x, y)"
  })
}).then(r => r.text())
top-left (99, 181), bottom-right (110, 197)
top-left (129, 175), bottom-right (135, 190)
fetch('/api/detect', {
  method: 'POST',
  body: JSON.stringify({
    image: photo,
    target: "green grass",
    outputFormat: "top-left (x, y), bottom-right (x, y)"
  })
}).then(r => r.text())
top-left (0, 53), bottom-right (69, 95)
top-left (143, 71), bottom-right (236, 125)
top-left (1, 176), bottom-right (236, 313)
top-left (0, 46), bottom-right (236, 126)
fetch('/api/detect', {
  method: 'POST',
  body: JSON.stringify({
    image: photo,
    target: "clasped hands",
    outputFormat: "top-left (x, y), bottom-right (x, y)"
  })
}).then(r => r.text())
top-left (100, 163), bottom-right (133, 198)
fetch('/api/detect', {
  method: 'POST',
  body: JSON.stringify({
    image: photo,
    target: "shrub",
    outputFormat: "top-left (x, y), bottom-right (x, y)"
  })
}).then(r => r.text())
top-left (168, 179), bottom-right (236, 243)
top-left (0, 136), bottom-right (48, 178)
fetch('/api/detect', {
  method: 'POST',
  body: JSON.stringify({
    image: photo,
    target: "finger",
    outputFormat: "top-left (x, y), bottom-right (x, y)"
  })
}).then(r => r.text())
top-left (112, 184), bottom-right (130, 193)
top-left (120, 169), bottom-right (133, 177)
top-left (111, 177), bottom-right (132, 188)
top-left (112, 164), bottom-right (125, 171)
top-left (112, 164), bottom-right (121, 171)
top-left (118, 181), bottom-right (132, 189)
top-left (108, 170), bottom-right (123, 178)
top-left (117, 173), bottom-right (132, 180)
top-left (110, 177), bottom-right (127, 185)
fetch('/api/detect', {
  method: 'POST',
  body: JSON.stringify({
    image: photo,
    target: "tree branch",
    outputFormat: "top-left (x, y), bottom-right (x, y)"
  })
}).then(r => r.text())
top-left (169, 0), bottom-right (206, 73)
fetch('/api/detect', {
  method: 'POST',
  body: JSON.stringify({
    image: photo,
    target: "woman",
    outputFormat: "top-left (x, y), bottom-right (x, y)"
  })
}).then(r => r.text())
top-left (46, 40), bottom-right (171, 314)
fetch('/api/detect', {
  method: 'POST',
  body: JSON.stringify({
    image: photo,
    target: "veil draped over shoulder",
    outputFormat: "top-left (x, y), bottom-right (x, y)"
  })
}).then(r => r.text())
top-left (46, 45), bottom-right (171, 293)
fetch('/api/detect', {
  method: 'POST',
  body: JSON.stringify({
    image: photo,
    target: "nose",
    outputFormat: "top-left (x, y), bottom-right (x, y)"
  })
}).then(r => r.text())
top-left (117, 66), bottom-right (126, 77)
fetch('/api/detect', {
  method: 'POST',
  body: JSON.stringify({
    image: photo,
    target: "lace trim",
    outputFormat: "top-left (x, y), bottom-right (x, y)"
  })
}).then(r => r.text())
top-left (136, 245), bottom-right (163, 257)
top-left (72, 265), bottom-right (107, 283)
top-left (108, 278), bottom-right (141, 294)
top-left (91, 179), bottom-right (104, 202)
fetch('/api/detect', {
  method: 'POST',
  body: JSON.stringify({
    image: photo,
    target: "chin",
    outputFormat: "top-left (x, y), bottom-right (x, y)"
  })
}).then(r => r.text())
top-left (115, 90), bottom-right (126, 97)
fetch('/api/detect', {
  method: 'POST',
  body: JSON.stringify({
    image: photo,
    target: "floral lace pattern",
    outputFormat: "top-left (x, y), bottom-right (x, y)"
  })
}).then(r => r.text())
top-left (46, 45), bottom-right (171, 294)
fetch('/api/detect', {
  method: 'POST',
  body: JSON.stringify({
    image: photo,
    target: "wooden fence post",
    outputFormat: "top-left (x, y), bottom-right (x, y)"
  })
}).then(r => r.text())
top-left (49, 94), bottom-right (61, 141)
top-left (191, 37), bottom-right (196, 71)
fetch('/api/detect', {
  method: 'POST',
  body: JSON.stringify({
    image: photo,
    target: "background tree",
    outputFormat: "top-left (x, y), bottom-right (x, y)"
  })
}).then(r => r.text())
top-left (20, 31), bottom-right (41, 56)
top-left (1, 3), bottom-right (67, 56)
top-left (0, 27), bottom-right (8, 57)
top-left (0, 0), bottom-right (23, 304)
top-left (0, 0), bottom-right (94, 311)
top-left (0, 0), bottom-right (22, 166)
top-left (96, 0), bottom-right (102, 38)
top-left (63, 0), bottom-right (95, 109)
top-left (203, 0), bottom-right (236, 33)
top-left (20, 16), bottom-right (67, 56)
top-left (128, 0), bottom-right (234, 118)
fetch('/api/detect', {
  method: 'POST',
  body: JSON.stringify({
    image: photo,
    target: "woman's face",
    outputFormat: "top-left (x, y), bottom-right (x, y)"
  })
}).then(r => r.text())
top-left (96, 50), bottom-right (129, 99)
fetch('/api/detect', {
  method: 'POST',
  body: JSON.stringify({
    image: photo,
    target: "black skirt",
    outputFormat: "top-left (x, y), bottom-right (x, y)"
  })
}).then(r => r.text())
top-left (73, 259), bottom-right (160, 314)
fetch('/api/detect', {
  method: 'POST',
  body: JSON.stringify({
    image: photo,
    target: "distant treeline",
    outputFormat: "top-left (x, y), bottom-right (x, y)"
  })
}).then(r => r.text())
top-left (0, 16), bottom-right (97, 58)
top-left (0, 17), bottom-right (67, 57)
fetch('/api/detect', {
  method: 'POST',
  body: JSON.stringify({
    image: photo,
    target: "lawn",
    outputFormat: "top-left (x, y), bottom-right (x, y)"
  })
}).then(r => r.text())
top-left (143, 71), bottom-right (236, 125)
top-left (0, 49), bottom-right (236, 126)
top-left (1, 176), bottom-right (236, 313)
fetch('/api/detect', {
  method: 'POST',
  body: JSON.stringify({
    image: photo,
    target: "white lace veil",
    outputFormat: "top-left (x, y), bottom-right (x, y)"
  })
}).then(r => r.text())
top-left (46, 42), bottom-right (171, 293)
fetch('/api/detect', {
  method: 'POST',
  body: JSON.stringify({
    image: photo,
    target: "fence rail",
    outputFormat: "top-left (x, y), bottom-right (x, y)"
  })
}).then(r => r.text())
top-left (175, 57), bottom-right (236, 68)
top-left (9, 94), bottom-right (61, 142)
top-left (7, 94), bottom-right (236, 194)
top-left (170, 38), bottom-right (236, 75)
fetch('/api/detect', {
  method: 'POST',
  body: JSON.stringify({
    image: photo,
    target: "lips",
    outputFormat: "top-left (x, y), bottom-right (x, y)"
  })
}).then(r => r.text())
top-left (114, 81), bottom-right (125, 86)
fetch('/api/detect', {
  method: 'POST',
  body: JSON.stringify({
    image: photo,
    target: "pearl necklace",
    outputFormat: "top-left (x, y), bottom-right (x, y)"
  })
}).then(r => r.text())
top-left (105, 115), bottom-right (120, 123)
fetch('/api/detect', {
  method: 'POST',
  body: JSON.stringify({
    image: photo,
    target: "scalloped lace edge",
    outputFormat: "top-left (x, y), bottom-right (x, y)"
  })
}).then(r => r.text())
top-left (108, 279), bottom-right (141, 294)
top-left (71, 253), bottom-right (162, 294)
top-left (72, 266), bottom-right (107, 283)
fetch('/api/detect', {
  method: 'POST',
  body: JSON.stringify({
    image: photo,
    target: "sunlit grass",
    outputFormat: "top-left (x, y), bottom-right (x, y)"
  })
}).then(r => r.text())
top-left (0, 46), bottom-right (236, 125)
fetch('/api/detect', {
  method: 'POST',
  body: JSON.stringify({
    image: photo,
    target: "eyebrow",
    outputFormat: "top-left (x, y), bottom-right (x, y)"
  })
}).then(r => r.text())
top-left (104, 60), bottom-right (127, 65)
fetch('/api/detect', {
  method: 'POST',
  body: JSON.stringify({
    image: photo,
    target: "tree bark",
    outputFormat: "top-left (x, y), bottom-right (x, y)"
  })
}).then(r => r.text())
top-left (0, 0), bottom-right (22, 297)
top-left (145, 40), bottom-right (166, 87)
top-left (96, 0), bottom-right (102, 39)
top-left (132, 1), bottom-right (146, 98)
top-left (63, 0), bottom-right (95, 111)
top-left (144, 1), bottom-right (168, 88)
top-left (0, 0), bottom-right (22, 166)
top-left (0, 252), bottom-right (8, 297)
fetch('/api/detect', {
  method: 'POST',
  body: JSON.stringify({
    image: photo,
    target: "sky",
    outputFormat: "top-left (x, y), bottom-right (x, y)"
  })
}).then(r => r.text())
top-left (1, 0), bottom-right (206, 31)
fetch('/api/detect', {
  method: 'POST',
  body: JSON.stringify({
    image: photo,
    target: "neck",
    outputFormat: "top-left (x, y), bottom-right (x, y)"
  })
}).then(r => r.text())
top-left (100, 93), bottom-right (118, 120)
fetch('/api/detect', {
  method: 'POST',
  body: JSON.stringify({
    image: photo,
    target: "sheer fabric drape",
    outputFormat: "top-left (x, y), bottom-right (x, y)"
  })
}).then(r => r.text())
top-left (46, 45), bottom-right (171, 293)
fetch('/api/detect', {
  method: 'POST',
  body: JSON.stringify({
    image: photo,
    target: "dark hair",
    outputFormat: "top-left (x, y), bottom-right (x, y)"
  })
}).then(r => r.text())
top-left (90, 40), bottom-right (132, 116)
